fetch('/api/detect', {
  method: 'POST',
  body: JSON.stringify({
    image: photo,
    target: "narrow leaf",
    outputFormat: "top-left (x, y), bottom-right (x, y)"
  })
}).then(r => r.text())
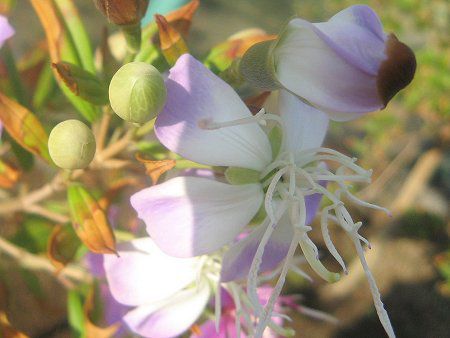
top-left (68, 290), bottom-right (86, 338)
top-left (30, 0), bottom-right (99, 122)
top-left (54, 0), bottom-right (96, 73)
top-left (0, 91), bottom-right (51, 162)
top-left (155, 14), bottom-right (188, 66)
top-left (52, 62), bottom-right (108, 105)
top-left (67, 184), bottom-right (117, 255)
top-left (165, 0), bottom-right (200, 37)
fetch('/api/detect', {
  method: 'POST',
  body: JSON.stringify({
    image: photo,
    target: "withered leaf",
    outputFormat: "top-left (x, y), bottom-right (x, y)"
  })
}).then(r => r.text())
top-left (0, 91), bottom-right (50, 162)
top-left (0, 160), bottom-right (20, 189)
top-left (47, 225), bottom-right (80, 272)
top-left (155, 14), bottom-right (188, 66)
top-left (136, 153), bottom-right (176, 184)
top-left (67, 184), bottom-right (117, 255)
top-left (165, 0), bottom-right (200, 37)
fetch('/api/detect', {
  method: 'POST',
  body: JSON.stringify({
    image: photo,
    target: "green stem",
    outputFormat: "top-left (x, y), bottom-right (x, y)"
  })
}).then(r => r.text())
top-left (122, 24), bottom-right (142, 59)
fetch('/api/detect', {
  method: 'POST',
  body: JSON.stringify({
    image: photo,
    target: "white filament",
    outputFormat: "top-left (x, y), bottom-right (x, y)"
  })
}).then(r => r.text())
top-left (199, 110), bottom-right (394, 338)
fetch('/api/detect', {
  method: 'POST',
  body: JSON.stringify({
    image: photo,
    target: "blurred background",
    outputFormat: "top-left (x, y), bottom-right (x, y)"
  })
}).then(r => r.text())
top-left (2, 0), bottom-right (449, 337)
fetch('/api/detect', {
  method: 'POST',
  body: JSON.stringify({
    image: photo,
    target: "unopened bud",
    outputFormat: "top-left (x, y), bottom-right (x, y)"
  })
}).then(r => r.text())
top-left (109, 62), bottom-right (167, 124)
top-left (48, 120), bottom-right (96, 169)
top-left (239, 40), bottom-right (280, 91)
top-left (94, 0), bottom-right (149, 53)
top-left (53, 62), bottom-right (108, 105)
top-left (93, 0), bottom-right (149, 26)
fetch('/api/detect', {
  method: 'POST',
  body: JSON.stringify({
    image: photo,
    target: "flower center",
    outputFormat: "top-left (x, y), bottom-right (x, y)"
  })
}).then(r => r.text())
top-left (199, 109), bottom-right (394, 338)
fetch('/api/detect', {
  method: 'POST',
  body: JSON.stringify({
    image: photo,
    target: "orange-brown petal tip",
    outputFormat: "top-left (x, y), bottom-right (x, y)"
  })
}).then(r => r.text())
top-left (377, 34), bottom-right (417, 106)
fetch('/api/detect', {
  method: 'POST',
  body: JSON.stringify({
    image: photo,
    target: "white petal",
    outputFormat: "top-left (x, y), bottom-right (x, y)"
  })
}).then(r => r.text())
top-left (123, 280), bottom-right (210, 338)
top-left (131, 176), bottom-right (264, 257)
top-left (155, 54), bottom-right (272, 170)
top-left (277, 90), bottom-right (329, 159)
top-left (274, 18), bottom-right (384, 117)
top-left (103, 238), bottom-right (200, 306)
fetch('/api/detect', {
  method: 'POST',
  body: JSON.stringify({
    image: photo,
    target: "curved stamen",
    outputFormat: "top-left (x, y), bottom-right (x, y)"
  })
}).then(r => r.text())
top-left (264, 167), bottom-right (289, 223)
top-left (321, 204), bottom-right (348, 273)
top-left (229, 283), bottom-right (243, 338)
top-left (254, 228), bottom-right (302, 338)
top-left (350, 230), bottom-right (395, 338)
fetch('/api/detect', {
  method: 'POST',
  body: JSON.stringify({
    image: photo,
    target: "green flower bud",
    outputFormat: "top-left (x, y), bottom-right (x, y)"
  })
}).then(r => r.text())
top-left (239, 40), bottom-right (280, 91)
top-left (109, 62), bottom-right (167, 124)
top-left (48, 120), bottom-right (96, 169)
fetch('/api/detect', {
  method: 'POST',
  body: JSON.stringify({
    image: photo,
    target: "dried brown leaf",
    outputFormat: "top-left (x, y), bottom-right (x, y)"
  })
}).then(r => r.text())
top-left (136, 153), bottom-right (176, 184)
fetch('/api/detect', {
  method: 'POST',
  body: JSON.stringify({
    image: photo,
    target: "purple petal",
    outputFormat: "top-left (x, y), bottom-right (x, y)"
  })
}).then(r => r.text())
top-left (99, 283), bottom-right (130, 327)
top-left (274, 6), bottom-right (389, 117)
top-left (124, 281), bottom-right (210, 338)
top-left (103, 238), bottom-right (200, 306)
top-left (314, 5), bottom-right (387, 75)
top-left (130, 176), bottom-right (264, 257)
top-left (221, 215), bottom-right (292, 282)
top-left (0, 15), bottom-right (14, 48)
top-left (221, 192), bottom-right (323, 282)
top-left (192, 314), bottom-right (243, 338)
top-left (155, 54), bottom-right (272, 171)
top-left (85, 252), bottom-right (105, 278)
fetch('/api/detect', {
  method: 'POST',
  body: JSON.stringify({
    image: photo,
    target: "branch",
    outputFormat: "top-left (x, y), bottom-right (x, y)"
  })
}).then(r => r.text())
top-left (0, 236), bottom-right (90, 284)
top-left (25, 204), bottom-right (70, 224)
top-left (0, 129), bottom-right (136, 217)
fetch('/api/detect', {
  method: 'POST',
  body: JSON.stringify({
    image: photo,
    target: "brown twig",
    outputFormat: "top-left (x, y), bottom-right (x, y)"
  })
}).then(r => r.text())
top-left (96, 108), bottom-right (113, 152)
top-left (0, 172), bottom-right (65, 214)
top-left (25, 204), bottom-right (70, 224)
top-left (0, 236), bottom-right (90, 284)
top-left (94, 128), bottom-right (135, 164)
top-left (0, 129), bottom-right (135, 218)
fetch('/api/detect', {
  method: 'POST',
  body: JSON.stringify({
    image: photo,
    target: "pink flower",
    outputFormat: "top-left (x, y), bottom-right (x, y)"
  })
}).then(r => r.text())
top-left (0, 15), bottom-right (14, 48)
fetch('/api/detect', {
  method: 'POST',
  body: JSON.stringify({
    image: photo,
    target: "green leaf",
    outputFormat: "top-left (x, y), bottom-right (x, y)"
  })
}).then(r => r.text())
top-left (68, 290), bottom-right (86, 338)
top-left (5, 134), bottom-right (34, 171)
top-left (32, 63), bottom-right (57, 110)
top-left (54, 0), bottom-right (96, 73)
top-left (10, 216), bottom-right (53, 254)
top-left (30, 0), bottom-right (100, 122)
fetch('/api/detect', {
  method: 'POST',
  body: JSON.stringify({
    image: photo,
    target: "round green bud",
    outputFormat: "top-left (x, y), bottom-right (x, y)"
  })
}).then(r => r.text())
top-left (109, 62), bottom-right (167, 124)
top-left (48, 120), bottom-right (96, 169)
